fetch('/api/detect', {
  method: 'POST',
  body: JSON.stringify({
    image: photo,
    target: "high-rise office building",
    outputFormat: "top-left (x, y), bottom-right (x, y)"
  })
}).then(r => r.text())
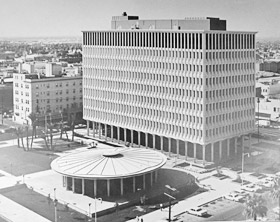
top-left (82, 14), bottom-right (256, 163)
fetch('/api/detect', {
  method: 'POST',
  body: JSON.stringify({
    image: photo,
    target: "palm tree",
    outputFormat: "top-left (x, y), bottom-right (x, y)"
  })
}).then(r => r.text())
top-left (243, 194), bottom-right (268, 221)
top-left (271, 177), bottom-right (280, 220)
top-left (28, 112), bottom-right (37, 149)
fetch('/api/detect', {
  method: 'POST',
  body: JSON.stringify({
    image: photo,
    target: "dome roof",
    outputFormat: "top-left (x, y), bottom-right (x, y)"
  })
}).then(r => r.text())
top-left (51, 147), bottom-right (167, 179)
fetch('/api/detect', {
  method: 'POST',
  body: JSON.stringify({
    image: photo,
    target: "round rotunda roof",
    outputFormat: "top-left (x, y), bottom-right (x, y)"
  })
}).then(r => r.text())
top-left (51, 147), bottom-right (167, 179)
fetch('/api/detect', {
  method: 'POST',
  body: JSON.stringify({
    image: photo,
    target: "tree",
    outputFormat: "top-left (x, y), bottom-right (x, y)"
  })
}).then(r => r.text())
top-left (25, 125), bottom-right (29, 151)
top-left (47, 123), bottom-right (55, 151)
top-left (243, 194), bottom-right (268, 221)
top-left (271, 177), bottom-right (280, 220)
top-left (28, 112), bottom-right (37, 149)
top-left (19, 127), bottom-right (26, 151)
top-left (70, 112), bottom-right (77, 142)
top-left (15, 127), bottom-right (21, 148)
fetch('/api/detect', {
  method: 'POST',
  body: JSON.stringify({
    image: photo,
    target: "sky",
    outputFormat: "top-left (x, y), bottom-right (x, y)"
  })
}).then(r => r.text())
top-left (0, 0), bottom-right (279, 39)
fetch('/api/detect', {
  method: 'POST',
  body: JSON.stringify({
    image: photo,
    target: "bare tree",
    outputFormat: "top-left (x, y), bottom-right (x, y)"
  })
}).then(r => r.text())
top-left (28, 112), bottom-right (37, 149)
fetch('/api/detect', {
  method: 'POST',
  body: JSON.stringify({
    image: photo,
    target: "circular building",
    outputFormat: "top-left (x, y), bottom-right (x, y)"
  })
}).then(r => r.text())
top-left (51, 147), bottom-right (167, 197)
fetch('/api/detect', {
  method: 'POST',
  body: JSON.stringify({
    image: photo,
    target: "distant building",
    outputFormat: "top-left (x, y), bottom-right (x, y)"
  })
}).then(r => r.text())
top-left (45, 63), bottom-right (62, 76)
top-left (13, 73), bottom-right (83, 125)
top-left (256, 76), bottom-right (280, 97)
top-left (82, 14), bottom-right (256, 163)
top-left (260, 60), bottom-right (280, 74)
top-left (0, 51), bottom-right (15, 60)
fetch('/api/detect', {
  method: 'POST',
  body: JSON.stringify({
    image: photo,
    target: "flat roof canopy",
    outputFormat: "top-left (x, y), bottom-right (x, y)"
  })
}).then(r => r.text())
top-left (51, 147), bottom-right (167, 179)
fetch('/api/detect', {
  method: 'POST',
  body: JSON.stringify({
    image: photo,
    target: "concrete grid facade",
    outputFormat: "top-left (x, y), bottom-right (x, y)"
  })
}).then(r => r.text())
top-left (82, 16), bottom-right (256, 163)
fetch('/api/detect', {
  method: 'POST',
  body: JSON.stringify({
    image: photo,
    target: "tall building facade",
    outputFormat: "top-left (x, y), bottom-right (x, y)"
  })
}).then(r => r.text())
top-left (13, 73), bottom-right (83, 125)
top-left (83, 15), bottom-right (256, 163)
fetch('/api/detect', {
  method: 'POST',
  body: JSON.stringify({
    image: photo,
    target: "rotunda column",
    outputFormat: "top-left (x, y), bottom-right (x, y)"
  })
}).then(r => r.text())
top-left (92, 121), bottom-right (95, 137)
top-left (143, 174), bottom-right (146, 190)
top-left (155, 171), bottom-right (158, 182)
top-left (111, 125), bottom-right (113, 141)
top-left (133, 177), bottom-right (136, 193)
top-left (150, 172), bottom-right (153, 187)
top-left (82, 179), bottom-right (85, 195)
top-left (120, 178), bottom-right (124, 196)
top-left (117, 127), bottom-right (120, 143)
top-left (124, 128), bottom-right (127, 142)
top-left (107, 180), bottom-right (110, 197)
top-left (105, 124), bottom-right (108, 141)
top-left (94, 179), bottom-right (97, 197)
top-left (62, 176), bottom-right (66, 187)
top-left (131, 130), bottom-right (134, 147)
top-left (145, 133), bottom-right (148, 148)
top-left (153, 134), bottom-right (156, 149)
top-left (168, 138), bottom-right (171, 156)
top-left (72, 177), bottom-right (75, 193)
top-left (138, 132), bottom-right (141, 147)
top-left (98, 122), bottom-right (101, 139)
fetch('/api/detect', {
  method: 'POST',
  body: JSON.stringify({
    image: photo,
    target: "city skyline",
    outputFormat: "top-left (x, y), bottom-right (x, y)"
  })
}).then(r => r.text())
top-left (0, 0), bottom-right (279, 39)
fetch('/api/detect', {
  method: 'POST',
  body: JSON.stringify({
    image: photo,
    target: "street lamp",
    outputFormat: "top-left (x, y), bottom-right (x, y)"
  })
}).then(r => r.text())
top-left (88, 203), bottom-right (92, 218)
top-left (54, 198), bottom-right (58, 222)
top-left (164, 185), bottom-right (177, 222)
top-left (94, 197), bottom-right (102, 222)
top-left (241, 152), bottom-right (250, 186)
top-left (54, 188), bottom-right (56, 199)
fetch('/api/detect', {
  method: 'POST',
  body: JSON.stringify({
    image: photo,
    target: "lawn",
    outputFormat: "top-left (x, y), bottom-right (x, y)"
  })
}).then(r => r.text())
top-left (0, 185), bottom-right (87, 222)
top-left (0, 145), bottom-right (54, 176)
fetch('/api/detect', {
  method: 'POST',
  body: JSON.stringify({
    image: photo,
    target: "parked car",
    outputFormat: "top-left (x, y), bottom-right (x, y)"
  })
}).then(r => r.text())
top-left (0, 127), bottom-right (17, 134)
top-left (233, 189), bottom-right (249, 196)
top-left (241, 184), bottom-right (262, 192)
top-left (75, 124), bottom-right (87, 129)
top-left (257, 179), bottom-right (274, 188)
top-left (224, 193), bottom-right (244, 202)
top-left (187, 207), bottom-right (208, 217)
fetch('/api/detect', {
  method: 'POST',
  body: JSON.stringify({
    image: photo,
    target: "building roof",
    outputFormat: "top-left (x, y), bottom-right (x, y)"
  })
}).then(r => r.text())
top-left (51, 147), bottom-right (167, 179)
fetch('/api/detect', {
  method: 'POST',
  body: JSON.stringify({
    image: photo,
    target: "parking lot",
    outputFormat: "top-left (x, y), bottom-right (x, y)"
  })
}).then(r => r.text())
top-left (176, 197), bottom-right (244, 221)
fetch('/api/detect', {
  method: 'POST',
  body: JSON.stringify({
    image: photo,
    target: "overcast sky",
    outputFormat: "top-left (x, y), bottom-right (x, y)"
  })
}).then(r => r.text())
top-left (0, 0), bottom-right (279, 39)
